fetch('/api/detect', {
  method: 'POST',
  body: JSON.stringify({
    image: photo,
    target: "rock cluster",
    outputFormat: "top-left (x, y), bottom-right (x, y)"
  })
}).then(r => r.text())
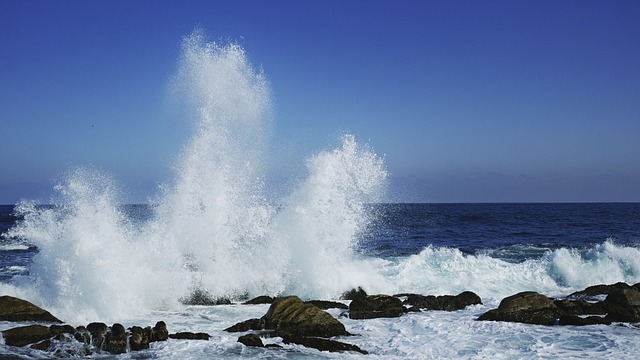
top-left (478, 282), bottom-right (640, 326)
top-left (0, 296), bottom-right (209, 356)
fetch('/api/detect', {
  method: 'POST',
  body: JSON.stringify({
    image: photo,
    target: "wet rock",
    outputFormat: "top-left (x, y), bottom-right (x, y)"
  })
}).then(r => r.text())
top-left (305, 300), bottom-right (349, 310)
top-left (402, 291), bottom-right (482, 311)
top-left (169, 331), bottom-right (211, 340)
top-left (341, 287), bottom-right (367, 300)
top-left (604, 287), bottom-right (640, 307)
top-left (103, 323), bottom-right (127, 354)
top-left (180, 288), bottom-right (232, 305)
top-left (238, 333), bottom-right (264, 347)
top-left (129, 326), bottom-right (152, 351)
top-left (553, 299), bottom-right (608, 316)
top-left (86, 322), bottom-right (108, 348)
top-left (244, 296), bottom-right (275, 304)
top-left (263, 296), bottom-right (350, 337)
top-left (151, 321), bottom-right (169, 342)
top-left (2, 324), bottom-right (52, 347)
top-left (349, 294), bottom-right (406, 319)
top-left (567, 282), bottom-right (633, 301)
top-left (557, 314), bottom-right (612, 326)
top-left (282, 334), bottom-right (368, 354)
top-left (0, 295), bottom-right (62, 323)
top-left (225, 318), bottom-right (266, 332)
top-left (477, 291), bottom-right (564, 325)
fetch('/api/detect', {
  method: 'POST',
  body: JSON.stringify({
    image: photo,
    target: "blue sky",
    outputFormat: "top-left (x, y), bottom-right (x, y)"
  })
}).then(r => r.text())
top-left (1, 0), bottom-right (639, 203)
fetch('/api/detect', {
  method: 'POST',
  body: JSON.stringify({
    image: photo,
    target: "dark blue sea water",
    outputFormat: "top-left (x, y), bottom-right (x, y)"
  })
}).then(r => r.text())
top-left (2, 203), bottom-right (639, 284)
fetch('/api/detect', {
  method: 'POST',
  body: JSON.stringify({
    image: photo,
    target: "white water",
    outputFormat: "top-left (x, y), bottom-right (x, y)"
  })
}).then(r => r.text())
top-left (3, 31), bottom-right (640, 358)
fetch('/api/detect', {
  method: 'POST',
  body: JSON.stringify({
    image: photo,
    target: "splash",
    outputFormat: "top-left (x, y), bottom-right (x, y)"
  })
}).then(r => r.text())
top-left (7, 31), bottom-right (387, 322)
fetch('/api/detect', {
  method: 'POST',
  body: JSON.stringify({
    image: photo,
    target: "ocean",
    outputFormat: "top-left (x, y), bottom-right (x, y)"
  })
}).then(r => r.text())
top-left (2, 31), bottom-right (640, 358)
top-left (2, 202), bottom-right (639, 359)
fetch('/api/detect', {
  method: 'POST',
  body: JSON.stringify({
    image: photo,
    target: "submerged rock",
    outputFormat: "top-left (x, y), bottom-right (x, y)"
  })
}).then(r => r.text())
top-left (349, 294), bottom-right (406, 319)
top-left (224, 318), bottom-right (265, 332)
top-left (0, 295), bottom-right (62, 323)
top-left (169, 332), bottom-right (211, 340)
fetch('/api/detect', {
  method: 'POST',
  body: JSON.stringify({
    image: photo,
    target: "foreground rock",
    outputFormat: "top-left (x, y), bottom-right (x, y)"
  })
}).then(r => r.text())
top-left (228, 295), bottom-right (360, 354)
top-left (0, 295), bottom-right (62, 323)
top-left (479, 284), bottom-right (640, 326)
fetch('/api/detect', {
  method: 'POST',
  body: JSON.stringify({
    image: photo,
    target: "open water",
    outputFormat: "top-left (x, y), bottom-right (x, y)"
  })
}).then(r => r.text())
top-left (1, 30), bottom-right (639, 359)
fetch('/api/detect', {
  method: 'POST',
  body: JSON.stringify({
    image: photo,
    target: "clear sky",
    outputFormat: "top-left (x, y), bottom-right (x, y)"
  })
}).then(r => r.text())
top-left (1, 0), bottom-right (639, 204)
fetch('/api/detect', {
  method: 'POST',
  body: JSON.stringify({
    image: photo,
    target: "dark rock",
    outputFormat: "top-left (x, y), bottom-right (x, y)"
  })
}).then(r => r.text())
top-left (151, 321), bottom-right (169, 342)
top-left (2, 324), bottom-right (52, 347)
top-left (403, 291), bottom-right (482, 311)
top-left (180, 288), bottom-right (231, 305)
top-left (558, 315), bottom-right (612, 326)
top-left (282, 334), bottom-right (367, 354)
top-left (553, 299), bottom-right (608, 316)
top-left (103, 323), bottom-right (127, 354)
top-left (567, 282), bottom-right (633, 301)
top-left (30, 339), bottom-right (52, 351)
top-left (0, 295), bottom-right (62, 323)
top-left (238, 333), bottom-right (264, 347)
top-left (305, 300), bottom-right (349, 310)
top-left (225, 318), bottom-right (266, 332)
top-left (341, 287), bottom-right (367, 300)
top-left (349, 294), bottom-right (406, 319)
top-left (262, 296), bottom-right (349, 337)
top-left (244, 296), bottom-right (275, 305)
top-left (169, 332), bottom-right (211, 340)
top-left (74, 328), bottom-right (91, 345)
top-left (86, 322), bottom-right (108, 348)
top-left (477, 291), bottom-right (564, 325)
top-left (604, 288), bottom-right (640, 307)
top-left (129, 326), bottom-right (152, 351)
top-left (49, 324), bottom-right (75, 336)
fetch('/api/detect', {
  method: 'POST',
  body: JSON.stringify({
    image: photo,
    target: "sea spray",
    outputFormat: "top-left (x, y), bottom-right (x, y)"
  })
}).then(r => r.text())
top-left (275, 134), bottom-right (388, 298)
top-left (6, 31), bottom-right (390, 321)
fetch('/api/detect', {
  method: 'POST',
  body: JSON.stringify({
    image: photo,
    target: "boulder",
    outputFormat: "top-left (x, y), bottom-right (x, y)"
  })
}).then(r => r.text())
top-left (103, 323), bottom-right (127, 354)
top-left (567, 282), bottom-right (633, 301)
top-left (86, 322), bottom-right (108, 348)
top-left (282, 334), bottom-right (368, 354)
top-left (349, 294), bottom-right (406, 319)
top-left (262, 296), bottom-right (349, 337)
top-left (128, 326), bottom-right (152, 351)
top-left (403, 291), bottom-right (482, 311)
top-left (151, 321), bottom-right (169, 342)
top-left (477, 291), bottom-right (564, 325)
top-left (0, 295), bottom-right (62, 323)
top-left (604, 287), bottom-right (640, 307)
top-left (169, 332), bottom-right (211, 340)
top-left (238, 333), bottom-right (264, 347)
top-left (2, 324), bottom-right (52, 347)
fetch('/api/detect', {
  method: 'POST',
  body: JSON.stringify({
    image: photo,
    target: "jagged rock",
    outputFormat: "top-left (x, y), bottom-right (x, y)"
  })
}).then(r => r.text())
top-left (225, 318), bottom-right (265, 332)
top-left (0, 295), bottom-right (62, 323)
top-left (282, 334), bottom-right (367, 354)
top-left (341, 287), bottom-right (367, 300)
top-left (244, 296), bottom-right (275, 304)
top-left (151, 321), bottom-right (169, 342)
top-left (553, 299), bottom-right (608, 316)
top-left (477, 291), bottom-right (564, 325)
top-left (349, 294), bottom-right (406, 319)
top-left (305, 300), bottom-right (349, 310)
top-left (169, 332), bottom-right (211, 340)
top-left (263, 296), bottom-right (349, 337)
top-left (402, 291), bottom-right (482, 311)
top-left (2, 324), bottom-right (52, 347)
top-left (103, 323), bottom-right (127, 354)
top-left (238, 333), bottom-right (264, 347)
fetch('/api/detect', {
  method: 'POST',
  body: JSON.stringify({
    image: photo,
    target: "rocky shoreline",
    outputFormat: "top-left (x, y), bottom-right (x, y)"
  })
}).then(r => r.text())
top-left (2, 282), bottom-right (640, 356)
